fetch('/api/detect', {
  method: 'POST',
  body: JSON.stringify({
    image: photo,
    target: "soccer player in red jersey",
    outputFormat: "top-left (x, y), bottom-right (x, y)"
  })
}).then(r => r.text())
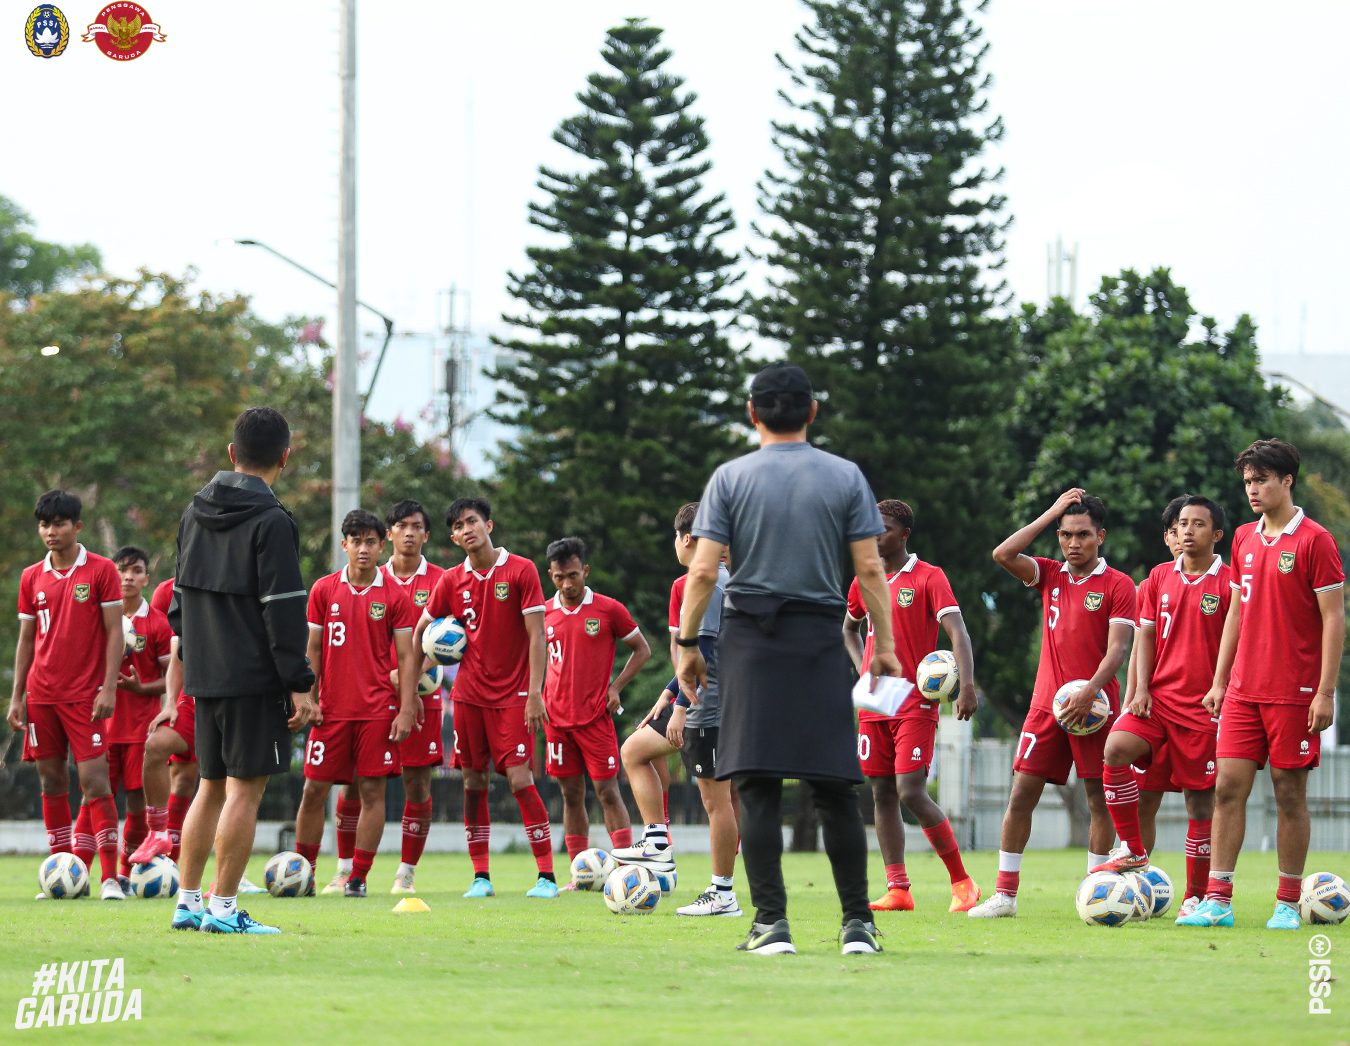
top-left (542, 537), bottom-right (649, 878)
top-left (293, 510), bottom-right (420, 897)
top-left (107, 546), bottom-right (172, 880)
top-left (414, 497), bottom-right (555, 899)
top-left (969, 489), bottom-right (1136, 918)
top-left (1095, 497), bottom-right (1231, 917)
top-left (1181, 440), bottom-right (1345, 930)
top-left (8, 491), bottom-right (126, 900)
top-left (842, 500), bottom-right (980, 914)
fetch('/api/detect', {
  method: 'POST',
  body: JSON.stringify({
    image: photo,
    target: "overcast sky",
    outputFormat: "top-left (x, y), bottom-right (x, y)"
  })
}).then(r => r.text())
top-left (7, 0), bottom-right (1348, 427)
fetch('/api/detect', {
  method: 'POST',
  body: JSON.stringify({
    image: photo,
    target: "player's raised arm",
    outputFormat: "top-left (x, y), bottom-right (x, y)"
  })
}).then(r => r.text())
top-left (993, 487), bottom-right (1087, 586)
top-left (939, 611), bottom-right (979, 721)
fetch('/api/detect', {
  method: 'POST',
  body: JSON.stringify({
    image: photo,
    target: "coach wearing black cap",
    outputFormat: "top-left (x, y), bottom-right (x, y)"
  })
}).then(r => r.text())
top-left (675, 362), bottom-right (903, 956)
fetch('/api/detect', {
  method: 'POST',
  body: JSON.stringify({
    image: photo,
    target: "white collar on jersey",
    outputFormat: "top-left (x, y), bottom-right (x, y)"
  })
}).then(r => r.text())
top-left (886, 552), bottom-right (919, 582)
top-left (1172, 553), bottom-right (1224, 579)
top-left (340, 565), bottom-right (385, 594)
top-left (43, 543), bottom-right (89, 574)
top-left (1059, 556), bottom-right (1108, 582)
top-left (383, 555), bottom-right (428, 582)
top-left (551, 586), bottom-right (595, 614)
top-left (126, 597), bottom-right (150, 620)
top-left (1258, 506), bottom-right (1305, 544)
top-left (461, 546), bottom-right (509, 579)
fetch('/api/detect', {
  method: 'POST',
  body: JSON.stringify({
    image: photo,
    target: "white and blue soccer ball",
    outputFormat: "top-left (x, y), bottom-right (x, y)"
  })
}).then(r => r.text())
top-left (651, 867), bottom-right (679, 895)
top-left (569, 847), bottom-right (617, 890)
top-left (422, 617), bottom-right (468, 666)
top-left (1124, 871), bottom-right (1153, 921)
top-left (1075, 870), bottom-right (1137, 926)
top-left (1052, 679), bottom-right (1111, 736)
top-left (1300, 872), bottom-right (1350, 925)
top-left (603, 864), bottom-right (660, 914)
top-left (418, 664), bottom-right (444, 696)
top-left (264, 851), bottom-right (314, 898)
top-left (915, 650), bottom-right (959, 702)
top-left (38, 853), bottom-right (89, 900)
top-left (1141, 865), bottom-right (1173, 917)
top-left (130, 856), bottom-right (179, 898)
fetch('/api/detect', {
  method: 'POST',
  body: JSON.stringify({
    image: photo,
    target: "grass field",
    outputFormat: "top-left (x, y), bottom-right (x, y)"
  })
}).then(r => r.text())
top-left (3, 849), bottom-right (1347, 1044)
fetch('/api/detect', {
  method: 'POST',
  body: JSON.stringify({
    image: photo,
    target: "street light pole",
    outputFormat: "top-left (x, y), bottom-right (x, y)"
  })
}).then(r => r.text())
top-left (335, 0), bottom-right (360, 569)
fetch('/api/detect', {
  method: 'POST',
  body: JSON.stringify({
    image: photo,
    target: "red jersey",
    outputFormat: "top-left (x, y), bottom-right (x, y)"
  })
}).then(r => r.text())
top-left (668, 575), bottom-right (687, 633)
top-left (424, 547), bottom-right (546, 708)
top-left (111, 599), bottom-right (173, 743)
top-left (1137, 555), bottom-right (1232, 730)
top-left (150, 577), bottom-right (174, 618)
top-left (17, 545), bottom-right (121, 706)
top-left (382, 557), bottom-right (447, 709)
top-left (544, 588), bottom-right (640, 728)
top-left (307, 567), bottom-right (417, 721)
top-left (846, 554), bottom-right (961, 723)
top-left (1228, 509), bottom-right (1344, 706)
top-left (1027, 556), bottom-right (1136, 712)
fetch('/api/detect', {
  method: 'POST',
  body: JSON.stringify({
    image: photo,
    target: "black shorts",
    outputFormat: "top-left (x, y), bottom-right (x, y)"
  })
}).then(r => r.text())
top-left (195, 694), bottom-right (292, 781)
top-left (647, 704), bottom-right (674, 737)
top-left (678, 725), bottom-right (719, 780)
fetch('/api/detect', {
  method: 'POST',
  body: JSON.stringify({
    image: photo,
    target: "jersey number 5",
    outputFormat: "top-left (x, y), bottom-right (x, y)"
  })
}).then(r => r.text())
top-left (1240, 573), bottom-right (1253, 603)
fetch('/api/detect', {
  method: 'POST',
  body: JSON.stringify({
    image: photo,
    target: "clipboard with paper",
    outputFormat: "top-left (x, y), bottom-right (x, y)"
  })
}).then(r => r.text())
top-left (851, 673), bottom-right (915, 717)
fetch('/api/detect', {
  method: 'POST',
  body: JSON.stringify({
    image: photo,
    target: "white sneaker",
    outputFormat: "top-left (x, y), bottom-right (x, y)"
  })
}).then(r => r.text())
top-left (967, 892), bottom-right (1016, 918)
top-left (1176, 895), bottom-right (1201, 921)
top-left (100, 878), bottom-right (126, 901)
top-left (237, 876), bottom-right (267, 895)
top-left (321, 872), bottom-right (349, 896)
top-left (677, 888), bottom-right (744, 917)
top-left (391, 871), bottom-right (416, 894)
top-left (609, 840), bottom-right (675, 872)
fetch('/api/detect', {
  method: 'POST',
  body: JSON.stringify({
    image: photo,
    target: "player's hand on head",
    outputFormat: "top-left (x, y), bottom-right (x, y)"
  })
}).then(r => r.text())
top-left (1053, 487), bottom-right (1087, 512)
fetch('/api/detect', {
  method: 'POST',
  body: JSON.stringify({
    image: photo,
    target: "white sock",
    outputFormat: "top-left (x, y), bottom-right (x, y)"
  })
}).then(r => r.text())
top-left (711, 874), bottom-right (733, 891)
top-left (997, 850), bottom-right (1023, 874)
top-left (643, 824), bottom-right (670, 848)
top-left (337, 858), bottom-right (353, 875)
top-left (177, 888), bottom-right (203, 912)
top-left (208, 893), bottom-right (237, 918)
top-left (1088, 852), bottom-right (1111, 872)
top-left (397, 862), bottom-right (416, 878)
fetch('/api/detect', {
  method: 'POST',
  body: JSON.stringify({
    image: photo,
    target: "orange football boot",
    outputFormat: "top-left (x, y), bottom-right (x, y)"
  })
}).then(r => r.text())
top-left (869, 886), bottom-right (915, 911)
top-left (949, 877), bottom-right (981, 912)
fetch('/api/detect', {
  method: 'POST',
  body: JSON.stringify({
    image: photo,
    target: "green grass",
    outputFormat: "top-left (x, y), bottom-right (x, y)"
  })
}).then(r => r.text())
top-left (2, 849), bottom-right (1346, 1043)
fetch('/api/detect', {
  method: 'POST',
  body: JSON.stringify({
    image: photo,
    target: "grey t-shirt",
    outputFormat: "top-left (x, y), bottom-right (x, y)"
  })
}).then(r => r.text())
top-left (687, 563), bottom-right (729, 728)
top-left (692, 442), bottom-right (883, 609)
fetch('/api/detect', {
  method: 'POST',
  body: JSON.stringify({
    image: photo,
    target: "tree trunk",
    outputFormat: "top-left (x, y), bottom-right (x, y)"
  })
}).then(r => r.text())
top-left (1056, 783), bottom-right (1090, 849)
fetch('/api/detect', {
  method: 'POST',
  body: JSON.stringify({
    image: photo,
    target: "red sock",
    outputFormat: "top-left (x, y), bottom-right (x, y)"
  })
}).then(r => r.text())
top-left (296, 841), bottom-right (320, 869)
top-left (1277, 873), bottom-right (1302, 905)
top-left (73, 802), bottom-right (95, 869)
top-left (885, 862), bottom-right (910, 890)
top-left (401, 798), bottom-right (434, 867)
top-left (1184, 818), bottom-right (1212, 899)
top-left (1205, 873), bottom-right (1234, 903)
top-left (995, 871), bottom-right (1020, 897)
top-left (167, 793), bottom-right (191, 863)
top-left (465, 789), bottom-right (490, 877)
top-left (42, 793), bottom-right (72, 854)
top-left (121, 809), bottom-right (148, 875)
top-left (1102, 764), bottom-right (1146, 856)
top-left (608, 827), bottom-right (633, 850)
top-left (564, 834), bottom-right (589, 861)
top-left (922, 818), bottom-right (968, 884)
top-left (351, 847), bottom-right (376, 884)
top-left (662, 790), bottom-right (669, 827)
top-left (336, 797), bottom-right (361, 861)
top-left (89, 795), bottom-right (120, 884)
top-left (146, 805), bottom-right (168, 833)
top-left (514, 785), bottom-right (553, 875)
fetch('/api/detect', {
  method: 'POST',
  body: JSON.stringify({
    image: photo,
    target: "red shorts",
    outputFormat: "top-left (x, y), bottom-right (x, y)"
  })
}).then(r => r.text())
top-left (304, 718), bottom-right (402, 782)
top-left (1216, 696), bottom-right (1319, 770)
top-left (1113, 711), bottom-right (1217, 793)
top-left (168, 695), bottom-right (196, 765)
top-left (21, 703), bottom-right (109, 764)
top-left (400, 704), bottom-right (445, 769)
top-left (544, 716), bottom-right (620, 780)
top-left (107, 741), bottom-right (145, 793)
top-left (451, 702), bottom-right (531, 774)
top-left (857, 716), bottom-right (937, 777)
top-left (1012, 705), bottom-right (1112, 785)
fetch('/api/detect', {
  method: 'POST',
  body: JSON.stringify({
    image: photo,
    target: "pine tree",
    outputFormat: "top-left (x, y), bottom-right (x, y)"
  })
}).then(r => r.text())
top-left (753, 0), bottom-right (1014, 641)
top-left (491, 19), bottom-right (745, 630)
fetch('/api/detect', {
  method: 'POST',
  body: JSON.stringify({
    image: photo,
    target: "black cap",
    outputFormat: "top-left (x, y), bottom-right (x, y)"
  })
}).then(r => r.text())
top-left (749, 362), bottom-right (812, 400)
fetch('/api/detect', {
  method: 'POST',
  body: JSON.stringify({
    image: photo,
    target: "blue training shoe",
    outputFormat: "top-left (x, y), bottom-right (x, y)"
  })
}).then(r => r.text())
top-left (1266, 901), bottom-right (1301, 930)
top-left (463, 876), bottom-right (495, 899)
top-left (200, 909), bottom-right (281, 935)
top-left (1176, 898), bottom-right (1235, 927)
top-left (170, 905), bottom-right (204, 931)
top-left (525, 877), bottom-right (559, 899)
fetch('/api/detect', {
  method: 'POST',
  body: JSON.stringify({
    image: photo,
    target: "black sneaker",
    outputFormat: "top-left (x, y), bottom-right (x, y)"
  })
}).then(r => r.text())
top-left (344, 878), bottom-right (367, 898)
top-left (840, 918), bottom-right (883, 955)
top-left (736, 919), bottom-right (795, 955)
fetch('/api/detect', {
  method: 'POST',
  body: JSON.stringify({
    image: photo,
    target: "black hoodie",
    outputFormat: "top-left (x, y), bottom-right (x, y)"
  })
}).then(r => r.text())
top-left (168, 471), bottom-right (314, 699)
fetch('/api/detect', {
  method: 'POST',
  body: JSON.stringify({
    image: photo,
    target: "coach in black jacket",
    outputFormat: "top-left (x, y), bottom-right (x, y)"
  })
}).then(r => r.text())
top-left (169, 407), bottom-right (318, 934)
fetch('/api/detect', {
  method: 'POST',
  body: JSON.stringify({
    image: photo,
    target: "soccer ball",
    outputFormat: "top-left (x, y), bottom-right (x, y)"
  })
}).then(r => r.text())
top-left (38, 853), bottom-right (89, 900)
top-left (915, 650), bottom-right (959, 702)
top-left (418, 664), bottom-right (444, 696)
top-left (1124, 871), bottom-right (1153, 921)
top-left (1075, 870), bottom-right (1137, 926)
top-left (569, 847), bottom-right (617, 890)
top-left (1051, 679), bottom-right (1111, 735)
top-left (122, 616), bottom-right (138, 656)
top-left (603, 864), bottom-right (661, 914)
top-left (651, 868), bottom-right (679, 895)
top-left (264, 851), bottom-right (314, 898)
top-left (1141, 865), bottom-right (1173, 917)
top-left (1300, 872), bottom-right (1350, 925)
top-left (422, 617), bottom-right (468, 666)
top-left (130, 856), bottom-right (179, 899)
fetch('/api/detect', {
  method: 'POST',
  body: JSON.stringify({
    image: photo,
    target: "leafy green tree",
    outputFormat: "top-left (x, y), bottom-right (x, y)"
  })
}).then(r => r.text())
top-left (491, 18), bottom-right (746, 639)
top-left (0, 196), bottom-right (101, 298)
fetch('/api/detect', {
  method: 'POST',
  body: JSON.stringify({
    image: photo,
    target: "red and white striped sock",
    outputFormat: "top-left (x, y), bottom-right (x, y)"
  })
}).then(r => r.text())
top-left (465, 789), bottom-right (490, 877)
top-left (514, 785), bottom-right (553, 876)
top-left (1102, 764), bottom-right (1146, 856)
top-left (335, 797), bottom-right (361, 861)
top-left (42, 793), bottom-right (72, 854)
top-left (400, 798), bottom-right (433, 868)
top-left (1184, 818), bottom-right (1212, 899)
